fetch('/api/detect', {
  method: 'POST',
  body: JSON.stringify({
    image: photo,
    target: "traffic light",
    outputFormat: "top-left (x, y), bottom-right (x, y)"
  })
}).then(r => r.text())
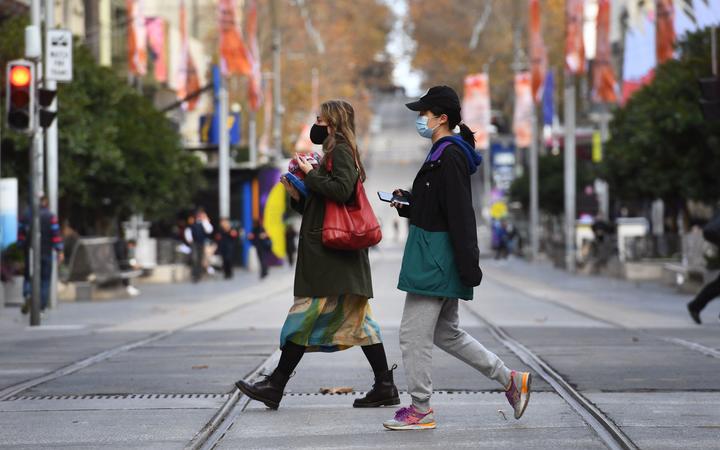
top-left (5, 60), bottom-right (35, 133)
top-left (38, 88), bottom-right (57, 128)
top-left (699, 76), bottom-right (720, 121)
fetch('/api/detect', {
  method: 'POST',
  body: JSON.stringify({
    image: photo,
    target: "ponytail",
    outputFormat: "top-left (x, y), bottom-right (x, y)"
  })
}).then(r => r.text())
top-left (458, 123), bottom-right (476, 148)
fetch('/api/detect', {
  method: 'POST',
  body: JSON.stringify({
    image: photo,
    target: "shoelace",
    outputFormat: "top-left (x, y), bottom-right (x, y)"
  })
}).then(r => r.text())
top-left (394, 406), bottom-right (414, 421)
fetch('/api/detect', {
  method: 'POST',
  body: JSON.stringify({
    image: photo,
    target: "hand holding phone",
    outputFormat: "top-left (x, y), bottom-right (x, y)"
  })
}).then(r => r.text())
top-left (377, 191), bottom-right (410, 206)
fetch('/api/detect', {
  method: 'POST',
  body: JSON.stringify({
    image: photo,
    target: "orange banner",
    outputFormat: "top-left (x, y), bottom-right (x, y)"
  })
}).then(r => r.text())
top-left (656, 0), bottom-right (675, 64)
top-left (529, 0), bottom-right (546, 104)
top-left (176, 0), bottom-right (198, 110)
top-left (565, 0), bottom-right (585, 75)
top-left (593, 0), bottom-right (618, 103)
top-left (219, 0), bottom-right (252, 76)
top-left (462, 73), bottom-right (491, 150)
top-left (513, 72), bottom-right (533, 149)
top-left (246, 0), bottom-right (263, 111)
top-left (146, 17), bottom-right (166, 82)
top-left (127, 0), bottom-right (147, 76)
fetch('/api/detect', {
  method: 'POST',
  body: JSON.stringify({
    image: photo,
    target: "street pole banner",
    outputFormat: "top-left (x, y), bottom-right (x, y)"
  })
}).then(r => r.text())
top-left (126, 0), bottom-right (147, 76)
top-left (176, 0), bottom-right (199, 111)
top-left (565, 0), bottom-right (586, 75)
top-left (462, 73), bottom-right (491, 150)
top-left (542, 71), bottom-right (554, 127)
top-left (593, 0), bottom-right (619, 103)
top-left (513, 72), bottom-right (533, 149)
top-left (246, 0), bottom-right (263, 111)
top-left (656, 0), bottom-right (676, 64)
top-left (218, 0), bottom-right (252, 76)
top-left (145, 17), bottom-right (167, 83)
top-left (45, 29), bottom-right (73, 82)
top-left (529, 0), bottom-right (547, 104)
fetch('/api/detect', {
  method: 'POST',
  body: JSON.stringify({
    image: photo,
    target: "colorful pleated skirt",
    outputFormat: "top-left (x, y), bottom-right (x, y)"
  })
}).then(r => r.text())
top-left (280, 294), bottom-right (382, 353)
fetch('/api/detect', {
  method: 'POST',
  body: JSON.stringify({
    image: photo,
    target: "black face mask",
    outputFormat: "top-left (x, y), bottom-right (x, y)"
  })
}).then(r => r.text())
top-left (310, 124), bottom-right (329, 145)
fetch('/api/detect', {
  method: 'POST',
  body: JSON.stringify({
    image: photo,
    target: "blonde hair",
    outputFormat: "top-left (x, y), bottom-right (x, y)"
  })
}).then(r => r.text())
top-left (320, 99), bottom-right (366, 182)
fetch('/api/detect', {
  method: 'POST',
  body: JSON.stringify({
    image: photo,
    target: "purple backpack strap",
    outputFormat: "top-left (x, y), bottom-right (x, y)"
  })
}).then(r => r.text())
top-left (426, 141), bottom-right (453, 162)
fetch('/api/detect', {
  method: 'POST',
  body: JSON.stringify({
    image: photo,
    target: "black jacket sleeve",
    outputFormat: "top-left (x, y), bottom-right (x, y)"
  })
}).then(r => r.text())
top-left (442, 148), bottom-right (482, 287)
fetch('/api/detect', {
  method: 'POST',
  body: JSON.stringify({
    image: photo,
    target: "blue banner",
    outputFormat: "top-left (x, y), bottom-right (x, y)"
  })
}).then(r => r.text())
top-left (542, 71), bottom-right (554, 127)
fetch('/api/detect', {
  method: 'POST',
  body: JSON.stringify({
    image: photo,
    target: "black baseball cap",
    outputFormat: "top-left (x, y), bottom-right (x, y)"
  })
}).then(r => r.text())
top-left (405, 85), bottom-right (461, 113)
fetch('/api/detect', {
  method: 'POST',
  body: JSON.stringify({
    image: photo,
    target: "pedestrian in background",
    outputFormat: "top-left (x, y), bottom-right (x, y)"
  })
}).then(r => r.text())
top-left (235, 99), bottom-right (399, 411)
top-left (184, 208), bottom-right (213, 283)
top-left (494, 219), bottom-right (510, 260)
top-left (215, 218), bottom-right (238, 280)
top-left (688, 212), bottom-right (720, 324)
top-left (248, 220), bottom-right (271, 279)
top-left (386, 86), bottom-right (531, 431)
top-left (18, 196), bottom-right (63, 313)
top-left (114, 231), bottom-right (140, 297)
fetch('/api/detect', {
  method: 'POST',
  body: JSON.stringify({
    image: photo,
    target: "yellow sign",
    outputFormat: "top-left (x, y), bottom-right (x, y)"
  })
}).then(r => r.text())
top-left (490, 202), bottom-right (508, 219)
top-left (592, 131), bottom-right (602, 163)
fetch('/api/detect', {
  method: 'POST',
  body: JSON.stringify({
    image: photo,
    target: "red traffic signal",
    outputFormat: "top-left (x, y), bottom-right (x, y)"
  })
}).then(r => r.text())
top-left (9, 65), bottom-right (31, 87)
top-left (5, 60), bottom-right (35, 132)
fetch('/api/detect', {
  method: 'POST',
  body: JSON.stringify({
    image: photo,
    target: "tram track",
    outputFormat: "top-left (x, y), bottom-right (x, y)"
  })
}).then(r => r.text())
top-left (485, 272), bottom-right (720, 361)
top-left (0, 276), bottom-right (293, 402)
top-left (462, 303), bottom-right (639, 450)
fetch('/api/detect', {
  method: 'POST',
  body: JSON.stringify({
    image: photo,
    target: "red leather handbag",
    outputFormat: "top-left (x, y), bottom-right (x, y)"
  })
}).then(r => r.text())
top-left (322, 154), bottom-right (382, 251)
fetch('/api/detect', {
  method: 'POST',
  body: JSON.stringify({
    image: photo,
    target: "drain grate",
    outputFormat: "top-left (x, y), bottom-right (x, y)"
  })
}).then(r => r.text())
top-left (7, 390), bottom-right (502, 401)
top-left (283, 390), bottom-right (500, 397)
top-left (6, 393), bottom-right (231, 401)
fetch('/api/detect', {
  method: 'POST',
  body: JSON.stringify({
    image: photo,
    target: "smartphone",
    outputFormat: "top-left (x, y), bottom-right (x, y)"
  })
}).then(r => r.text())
top-left (377, 191), bottom-right (410, 205)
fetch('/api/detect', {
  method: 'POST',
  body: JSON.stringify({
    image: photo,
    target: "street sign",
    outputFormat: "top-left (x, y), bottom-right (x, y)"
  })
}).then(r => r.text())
top-left (45, 29), bottom-right (73, 82)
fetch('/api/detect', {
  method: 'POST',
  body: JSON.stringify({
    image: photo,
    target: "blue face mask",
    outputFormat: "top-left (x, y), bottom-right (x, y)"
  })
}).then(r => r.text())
top-left (415, 115), bottom-right (438, 139)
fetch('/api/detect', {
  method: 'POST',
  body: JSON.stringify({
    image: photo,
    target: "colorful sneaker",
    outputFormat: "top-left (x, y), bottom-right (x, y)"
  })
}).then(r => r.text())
top-left (383, 405), bottom-right (436, 430)
top-left (505, 370), bottom-right (532, 419)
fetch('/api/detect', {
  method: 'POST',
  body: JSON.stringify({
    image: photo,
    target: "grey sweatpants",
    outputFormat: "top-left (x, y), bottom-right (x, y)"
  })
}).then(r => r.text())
top-left (399, 293), bottom-right (512, 411)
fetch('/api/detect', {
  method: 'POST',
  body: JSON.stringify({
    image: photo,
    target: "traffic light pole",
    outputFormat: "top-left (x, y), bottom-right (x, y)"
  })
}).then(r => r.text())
top-left (29, 0), bottom-right (43, 326)
top-left (45, 0), bottom-right (59, 310)
top-left (563, 73), bottom-right (576, 273)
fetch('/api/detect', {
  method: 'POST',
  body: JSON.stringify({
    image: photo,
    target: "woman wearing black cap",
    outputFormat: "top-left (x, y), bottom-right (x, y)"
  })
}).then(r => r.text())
top-left (382, 86), bottom-right (532, 431)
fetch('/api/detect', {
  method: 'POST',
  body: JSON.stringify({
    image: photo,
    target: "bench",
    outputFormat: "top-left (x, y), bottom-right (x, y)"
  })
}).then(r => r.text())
top-left (63, 237), bottom-right (142, 301)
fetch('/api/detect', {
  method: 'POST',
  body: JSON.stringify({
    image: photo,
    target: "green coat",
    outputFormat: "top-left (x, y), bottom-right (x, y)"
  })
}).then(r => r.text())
top-left (290, 139), bottom-right (374, 299)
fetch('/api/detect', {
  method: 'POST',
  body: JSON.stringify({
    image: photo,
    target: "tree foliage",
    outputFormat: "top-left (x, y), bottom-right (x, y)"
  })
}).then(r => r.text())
top-left (407, 0), bottom-right (566, 119)
top-left (213, 1), bottom-right (393, 152)
top-left (1, 16), bottom-right (203, 234)
top-left (601, 28), bottom-right (720, 206)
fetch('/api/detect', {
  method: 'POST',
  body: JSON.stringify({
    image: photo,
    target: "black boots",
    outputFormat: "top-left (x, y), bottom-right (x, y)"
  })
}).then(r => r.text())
top-left (353, 364), bottom-right (401, 408)
top-left (236, 369), bottom-right (291, 410)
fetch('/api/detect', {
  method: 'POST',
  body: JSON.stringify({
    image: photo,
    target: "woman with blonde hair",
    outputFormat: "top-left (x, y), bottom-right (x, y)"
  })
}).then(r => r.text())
top-left (236, 100), bottom-right (399, 410)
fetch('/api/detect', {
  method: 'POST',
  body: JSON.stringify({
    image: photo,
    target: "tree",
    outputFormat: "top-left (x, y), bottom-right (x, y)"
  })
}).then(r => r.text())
top-left (601, 28), bottom-right (720, 208)
top-left (1, 16), bottom-right (203, 234)
top-left (407, 0), bottom-right (567, 120)
top-left (510, 154), bottom-right (594, 215)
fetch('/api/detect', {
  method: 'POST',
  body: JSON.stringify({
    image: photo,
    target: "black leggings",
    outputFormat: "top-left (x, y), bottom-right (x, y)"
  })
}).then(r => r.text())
top-left (276, 341), bottom-right (389, 377)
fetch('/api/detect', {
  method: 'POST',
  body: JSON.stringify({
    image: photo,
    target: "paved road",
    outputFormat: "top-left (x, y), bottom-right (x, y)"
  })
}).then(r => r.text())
top-left (1, 95), bottom-right (719, 449)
